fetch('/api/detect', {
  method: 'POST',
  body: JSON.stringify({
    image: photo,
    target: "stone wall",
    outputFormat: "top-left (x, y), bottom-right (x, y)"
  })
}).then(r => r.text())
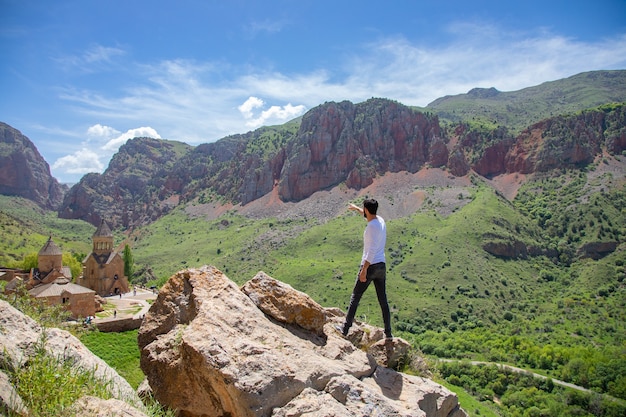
top-left (71, 292), bottom-right (96, 318)
top-left (96, 317), bottom-right (143, 332)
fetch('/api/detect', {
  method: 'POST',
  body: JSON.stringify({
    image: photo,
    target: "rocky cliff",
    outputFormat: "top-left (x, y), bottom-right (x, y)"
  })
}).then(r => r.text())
top-left (58, 137), bottom-right (192, 226)
top-left (58, 100), bottom-right (626, 229)
top-left (138, 266), bottom-right (467, 417)
top-left (56, 98), bottom-right (449, 227)
top-left (278, 99), bottom-right (446, 201)
top-left (0, 122), bottom-right (66, 209)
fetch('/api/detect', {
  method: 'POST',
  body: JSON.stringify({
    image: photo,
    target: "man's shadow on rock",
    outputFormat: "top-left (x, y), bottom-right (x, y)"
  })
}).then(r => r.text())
top-left (270, 317), bottom-right (328, 347)
top-left (373, 363), bottom-right (404, 401)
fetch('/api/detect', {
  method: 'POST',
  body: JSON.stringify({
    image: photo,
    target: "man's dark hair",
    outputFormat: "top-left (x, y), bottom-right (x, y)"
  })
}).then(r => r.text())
top-left (363, 198), bottom-right (378, 215)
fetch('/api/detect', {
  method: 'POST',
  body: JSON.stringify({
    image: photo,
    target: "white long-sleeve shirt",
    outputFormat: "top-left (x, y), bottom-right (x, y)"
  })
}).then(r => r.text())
top-left (361, 215), bottom-right (386, 265)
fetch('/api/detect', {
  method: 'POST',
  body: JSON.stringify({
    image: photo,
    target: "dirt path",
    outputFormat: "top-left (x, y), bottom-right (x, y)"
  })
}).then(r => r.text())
top-left (96, 287), bottom-right (157, 321)
top-left (438, 358), bottom-right (593, 393)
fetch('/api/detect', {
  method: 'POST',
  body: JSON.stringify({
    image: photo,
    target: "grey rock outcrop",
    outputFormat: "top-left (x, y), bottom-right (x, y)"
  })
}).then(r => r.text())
top-left (68, 396), bottom-right (149, 417)
top-left (138, 266), bottom-right (467, 417)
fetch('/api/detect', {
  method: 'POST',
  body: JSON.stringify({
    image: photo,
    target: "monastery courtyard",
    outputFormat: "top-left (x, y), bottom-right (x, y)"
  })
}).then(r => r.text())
top-left (96, 287), bottom-right (157, 322)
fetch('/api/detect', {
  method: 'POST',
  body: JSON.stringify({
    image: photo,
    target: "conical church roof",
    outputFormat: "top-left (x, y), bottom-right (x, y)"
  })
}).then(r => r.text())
top-left (93, 219), bottom-right (113, 237)
top-left (38, 236), bottom-right (62, 256)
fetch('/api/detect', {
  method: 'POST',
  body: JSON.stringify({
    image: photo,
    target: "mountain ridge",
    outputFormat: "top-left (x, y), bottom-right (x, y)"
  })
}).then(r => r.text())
top-left (56, 100), bottom-right (626, 230)
top-left (427, 70), bottom-right (626, 132)
top-left (1, 70), bottom-right (625, 230)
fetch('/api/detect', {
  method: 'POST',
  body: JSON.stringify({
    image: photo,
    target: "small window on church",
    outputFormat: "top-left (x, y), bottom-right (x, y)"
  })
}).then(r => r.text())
top-left (62, 297), bottom-right (69, 304)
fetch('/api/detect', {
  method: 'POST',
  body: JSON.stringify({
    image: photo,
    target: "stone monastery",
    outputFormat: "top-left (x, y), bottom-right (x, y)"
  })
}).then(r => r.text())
top-left (79, 219), bottom-right (130, 297)
top-left (1, 220), bottom-right (129, 318)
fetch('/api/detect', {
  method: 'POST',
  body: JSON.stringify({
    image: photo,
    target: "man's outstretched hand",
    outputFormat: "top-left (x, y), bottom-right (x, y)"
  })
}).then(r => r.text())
top-left (348, 203), bottom-right (362, 213)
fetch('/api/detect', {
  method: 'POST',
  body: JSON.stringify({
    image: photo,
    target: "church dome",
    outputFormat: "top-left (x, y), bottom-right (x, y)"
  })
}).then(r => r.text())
top-left (38, 236), bottom-right (62, 256)
top-left (93, 219), bottom-right (113, 237)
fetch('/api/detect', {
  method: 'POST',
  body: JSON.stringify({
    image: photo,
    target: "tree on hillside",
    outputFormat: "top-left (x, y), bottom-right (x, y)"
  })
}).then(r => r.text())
top-left (22, 252), bottom-right (38, 270)
top-left (21, 252), bottom-right (82, 279)
top-left (123, 244), bottom-right (134, 279)
top-left (62, 253), bottom-right (82, 279)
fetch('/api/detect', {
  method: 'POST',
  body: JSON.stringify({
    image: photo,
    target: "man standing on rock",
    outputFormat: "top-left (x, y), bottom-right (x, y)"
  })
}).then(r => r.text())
top-left (338, 198), bottom-right (392, 339)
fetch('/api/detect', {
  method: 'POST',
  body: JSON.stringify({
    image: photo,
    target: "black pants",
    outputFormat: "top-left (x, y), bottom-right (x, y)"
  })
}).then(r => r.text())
top-left (344, 262), bottom-right (392, 337)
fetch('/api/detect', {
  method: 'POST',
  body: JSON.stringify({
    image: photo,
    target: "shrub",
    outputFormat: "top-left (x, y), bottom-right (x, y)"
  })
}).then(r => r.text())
top-left (9, 334), bottom-right (113, 416)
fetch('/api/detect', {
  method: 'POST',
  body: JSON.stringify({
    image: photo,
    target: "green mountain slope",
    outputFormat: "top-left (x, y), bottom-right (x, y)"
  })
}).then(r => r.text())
top-left (427, 70), bottom-right (626, 132)
top-left (0, 195), bottom-right (94, 266)
top-left (124, 161), bottom-right (625, 402)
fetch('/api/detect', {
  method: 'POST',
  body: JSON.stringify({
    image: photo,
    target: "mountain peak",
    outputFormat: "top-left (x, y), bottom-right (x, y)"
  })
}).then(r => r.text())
top-left (0, 122), bottom-right (66, 210)
top-left (467, 87), bottom-right (500, 98)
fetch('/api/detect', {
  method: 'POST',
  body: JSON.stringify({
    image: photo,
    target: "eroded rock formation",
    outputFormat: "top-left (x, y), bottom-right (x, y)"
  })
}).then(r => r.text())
top-left (138, 266), bottom-right (467, 417)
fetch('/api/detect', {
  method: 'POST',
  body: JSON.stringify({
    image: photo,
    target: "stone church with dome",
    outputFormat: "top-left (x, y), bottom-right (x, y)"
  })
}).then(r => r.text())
top-left (0, 236), bottom-right (97, 318)
top-left (79, 220), bottom-right (130, 297)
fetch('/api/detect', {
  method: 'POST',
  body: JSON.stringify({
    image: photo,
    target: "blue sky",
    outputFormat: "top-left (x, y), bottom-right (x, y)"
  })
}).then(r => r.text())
top-left (1, 0), bottom-right (625, 183)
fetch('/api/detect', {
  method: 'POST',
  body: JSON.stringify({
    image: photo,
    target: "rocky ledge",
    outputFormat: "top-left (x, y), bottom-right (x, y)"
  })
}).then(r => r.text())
top-left (138, 266), bottom-right (467, 417)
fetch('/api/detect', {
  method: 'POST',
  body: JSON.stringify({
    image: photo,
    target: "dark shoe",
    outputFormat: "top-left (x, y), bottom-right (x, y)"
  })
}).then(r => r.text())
top-left (334, 324), bottom-right (348, 337)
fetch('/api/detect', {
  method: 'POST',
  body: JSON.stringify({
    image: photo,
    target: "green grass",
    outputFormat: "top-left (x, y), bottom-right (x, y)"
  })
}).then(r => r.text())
top-left (435, 378), bottom-right (500, 417)
top-left (1, 291), bottom-right (172, 416)
top-left (79, 330), bottom-right (144, 389)
top-left (130, 185), bottom-right (548, 328)
top-left (0, 195), bottom-right (94, 266)
top-left (8, 337), bottom-right (114, 417)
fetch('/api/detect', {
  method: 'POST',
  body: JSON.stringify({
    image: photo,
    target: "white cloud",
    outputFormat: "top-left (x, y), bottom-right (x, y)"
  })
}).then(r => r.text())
top-left (52, 125), bottom-right (161, 180)
top-left (83, 45), bottom-right (125, 63)
top-left (55, 44), bottom-right (126, 72)
top-left (342, 27), bottom-right (626, 105)
top-left (53, 25), bottom-right (626, 182)
top-left (102, 126), bottom-right (161, 151)
top-left (238, 96), bottom-right (306, 128)
top-left (238, 96), bottom-right (265, 118)
top-left (52, 148), bottom-right (104, 175)
top-left (87, 123), bottom-right (120, 138)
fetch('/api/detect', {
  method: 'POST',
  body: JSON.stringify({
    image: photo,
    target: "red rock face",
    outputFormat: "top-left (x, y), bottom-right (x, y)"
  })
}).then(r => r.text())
top-left (447, 149), bottom-right (470, 177)
top-left (0, 122), bottom-right (65, 209)
top-left (42, 101), bottom-right (626, 228)
top-left (278, 99), bottom-right (443, 201)
top-left (505, 127), bottom-right (543, 174)
top-left (474, 140), bottom-right (514, 177)
top-left (608, 132), bottom-right (626, 153)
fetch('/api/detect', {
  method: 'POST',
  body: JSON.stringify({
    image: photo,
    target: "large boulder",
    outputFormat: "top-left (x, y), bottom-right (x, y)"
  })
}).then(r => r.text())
top-left (138, 266), bottom-right (467, 417)
top-left (241, 271), bottom-right (327, 336)
top-left (0, 370), bottom-right (27, 416)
